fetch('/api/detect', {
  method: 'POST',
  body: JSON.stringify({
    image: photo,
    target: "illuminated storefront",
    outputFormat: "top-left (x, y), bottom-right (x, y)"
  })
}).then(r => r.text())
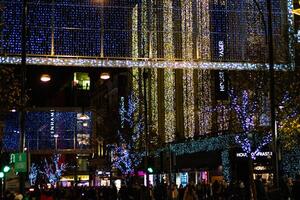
top-left (60, 175), bottom-right (90, 187)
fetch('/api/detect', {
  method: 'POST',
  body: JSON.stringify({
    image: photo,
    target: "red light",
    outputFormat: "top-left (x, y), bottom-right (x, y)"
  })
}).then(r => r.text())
top-left (138, 171), bottom-right (145, 176)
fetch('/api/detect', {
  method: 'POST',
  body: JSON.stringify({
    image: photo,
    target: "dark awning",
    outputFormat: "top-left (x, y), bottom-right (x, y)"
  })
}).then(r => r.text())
top-left (175, 151), bottom-right (221, 170)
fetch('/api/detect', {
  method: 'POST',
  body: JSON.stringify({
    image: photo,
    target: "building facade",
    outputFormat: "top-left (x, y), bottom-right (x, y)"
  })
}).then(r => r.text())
top-left (0, 0), bottom-right (297, 186)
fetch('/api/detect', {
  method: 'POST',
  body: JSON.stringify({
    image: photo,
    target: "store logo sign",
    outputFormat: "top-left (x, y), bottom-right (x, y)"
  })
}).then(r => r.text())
top-left (236, 151), bottom-right (272, 158)
top-left (50, 110), bottom-right (55, 137)
top-left (218, 41), bottom-right (224, 58)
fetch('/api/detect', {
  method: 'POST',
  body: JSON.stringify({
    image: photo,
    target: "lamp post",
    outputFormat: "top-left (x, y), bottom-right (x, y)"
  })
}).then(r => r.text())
top-left (20, 0), bottom-right (28, 195)
top-left (121, 69), bottom-right (150, 196)
top-left (253, 0), bottom-right (278, 188)
top-left (266, 0), bottom-right (279, 188)
top-left (54, 134), bottom-right (59, 150)
top-left (143, 69), bottom-right (150, 195)
top-left (0, 165), bottom-right (11, 198)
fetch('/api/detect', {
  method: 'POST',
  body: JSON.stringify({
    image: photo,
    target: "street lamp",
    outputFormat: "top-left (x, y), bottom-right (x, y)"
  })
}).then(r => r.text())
top-left (77, 113), bottom-right (90, 120)
top-left (40, 74), bottom-right (51, 82)
top-left (100, 72), bottom-right (110, 80)
top-left (120, 69), bottom-right (150, 191)
top-left (0, 165), bottom-right (10, 198)
top-left (10, 108), bottom-right (17, 113)
top-left (20, 0), bottom-right (28, 195)
top-left (142, 69), bottom-right (150, 197)
top-left (3, 166), bottom-right (10, 173)
top-left (54, 134), bottom-right (59, 150)
top-left (253, 0), bottom-right (278, 188)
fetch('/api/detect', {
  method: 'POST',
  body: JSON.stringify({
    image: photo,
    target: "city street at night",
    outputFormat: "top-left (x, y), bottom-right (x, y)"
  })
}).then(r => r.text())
top-left (0, 0), bottom-right (299, 200)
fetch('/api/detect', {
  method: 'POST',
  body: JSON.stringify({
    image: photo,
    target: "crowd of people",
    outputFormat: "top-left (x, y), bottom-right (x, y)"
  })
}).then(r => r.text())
top-left (2, 174), bottom-right (300, 200)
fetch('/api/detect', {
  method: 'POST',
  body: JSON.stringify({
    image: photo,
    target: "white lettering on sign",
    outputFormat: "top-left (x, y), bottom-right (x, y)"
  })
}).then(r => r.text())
top-left (50, 110), bottom-right (55, 137)
top-left (218, 71), bottom-right (225, 92)
top-left (256, 151), bottom-right (272, 157)
top-left (236, 151), bottom-right (273, 158)
top-left (236, 153), bottom-right (247, 157)
top-left (218, 41), bottom-right (224, 58)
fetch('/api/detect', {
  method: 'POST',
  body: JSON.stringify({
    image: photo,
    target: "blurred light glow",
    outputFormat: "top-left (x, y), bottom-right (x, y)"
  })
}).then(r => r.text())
top-left (40, 74), bottom-right (51, 82)
top-left (100, 72), bottom-right (110, 80)
top-left (3, 166), bottom-right (10, 173)
top-left (77, 113), bottom-right (90, 120)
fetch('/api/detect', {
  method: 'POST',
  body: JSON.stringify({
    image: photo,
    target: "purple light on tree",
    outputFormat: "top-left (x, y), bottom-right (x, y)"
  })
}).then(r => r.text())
top-left (41, 154), bottom-right (66, 185)
top-left (110, 93), bottom-right (144, 174)
top-left (230, 90), bottom-right (272, 160)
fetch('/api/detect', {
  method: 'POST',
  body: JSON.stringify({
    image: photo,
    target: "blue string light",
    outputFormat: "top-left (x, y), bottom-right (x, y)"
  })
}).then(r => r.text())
top-left (3, 111), bottom-right (92, 151)
top-left (41, 154), bottom-right (67, 185)
top-left (0, 0), bottom-right (291, 67)
top-left (221, 150), bottom-right (231, 182)
top-left (111, 94), bottom-right (144, 174)
top-left (282, 148), bottom-right (300, 179)
top-left (28, 163), bottom-right (38, 186)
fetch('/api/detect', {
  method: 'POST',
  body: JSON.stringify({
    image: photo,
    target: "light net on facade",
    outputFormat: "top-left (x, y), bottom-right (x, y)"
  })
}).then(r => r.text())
top-left (0, 0), bottom-right (289, 64)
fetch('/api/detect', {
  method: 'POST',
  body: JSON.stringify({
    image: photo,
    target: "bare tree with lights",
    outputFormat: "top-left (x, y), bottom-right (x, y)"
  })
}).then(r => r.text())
top-left (110, 93), bottom-right (144, 175)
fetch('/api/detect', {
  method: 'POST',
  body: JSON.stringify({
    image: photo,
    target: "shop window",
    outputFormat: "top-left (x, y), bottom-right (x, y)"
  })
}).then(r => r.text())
top-left (73, 72), bottom-right (90, 90)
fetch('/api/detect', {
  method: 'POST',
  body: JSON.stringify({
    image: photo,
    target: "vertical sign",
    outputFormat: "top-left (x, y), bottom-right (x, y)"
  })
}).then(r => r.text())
top-left (50, 110), bottom-right (55, 138)
top-left (211, 0), bottom-right (227, 61)
top-left (215, 70), bottom-right (228, 100)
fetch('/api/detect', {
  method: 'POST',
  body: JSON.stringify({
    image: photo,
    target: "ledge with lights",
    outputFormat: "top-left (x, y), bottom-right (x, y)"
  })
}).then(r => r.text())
top-left (0, 56), bottom-right (290, 70)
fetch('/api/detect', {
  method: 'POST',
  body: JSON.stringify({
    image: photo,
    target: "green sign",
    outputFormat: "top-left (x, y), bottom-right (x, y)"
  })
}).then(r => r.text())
top-left (11, 153), bottom-right (27, 173)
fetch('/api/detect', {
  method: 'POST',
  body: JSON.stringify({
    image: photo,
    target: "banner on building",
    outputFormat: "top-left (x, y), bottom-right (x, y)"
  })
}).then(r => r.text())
top-left (214, 70), bottom-right (228, 100)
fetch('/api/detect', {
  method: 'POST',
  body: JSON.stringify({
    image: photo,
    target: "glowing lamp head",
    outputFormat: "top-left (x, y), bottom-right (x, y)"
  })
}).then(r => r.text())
top-left (3, 166), bottom-right (10, 173)
top-left (40, 74), bottom-right (51, 82)
top-left (0, 172), bottom-right (4, 178)
top-left (147, 167), bottom-right (153, 173)
top-left (100, 72), bottom-right (110, 80)
top-left (77, 113), bottom-right (90, 120)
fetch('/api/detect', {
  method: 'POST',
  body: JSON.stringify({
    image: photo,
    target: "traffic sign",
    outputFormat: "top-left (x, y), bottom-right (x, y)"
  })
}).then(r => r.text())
top-left (11, 153), bottom-right (27, 173)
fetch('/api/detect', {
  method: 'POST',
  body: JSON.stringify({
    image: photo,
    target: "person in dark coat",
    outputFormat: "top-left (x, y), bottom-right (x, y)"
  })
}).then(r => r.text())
top-left (292, 174), bottom-right (300, 200)
top-left (255, 175), bottom-right (267, 200)
top-left (119, 184), bottom-right (129, 200)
